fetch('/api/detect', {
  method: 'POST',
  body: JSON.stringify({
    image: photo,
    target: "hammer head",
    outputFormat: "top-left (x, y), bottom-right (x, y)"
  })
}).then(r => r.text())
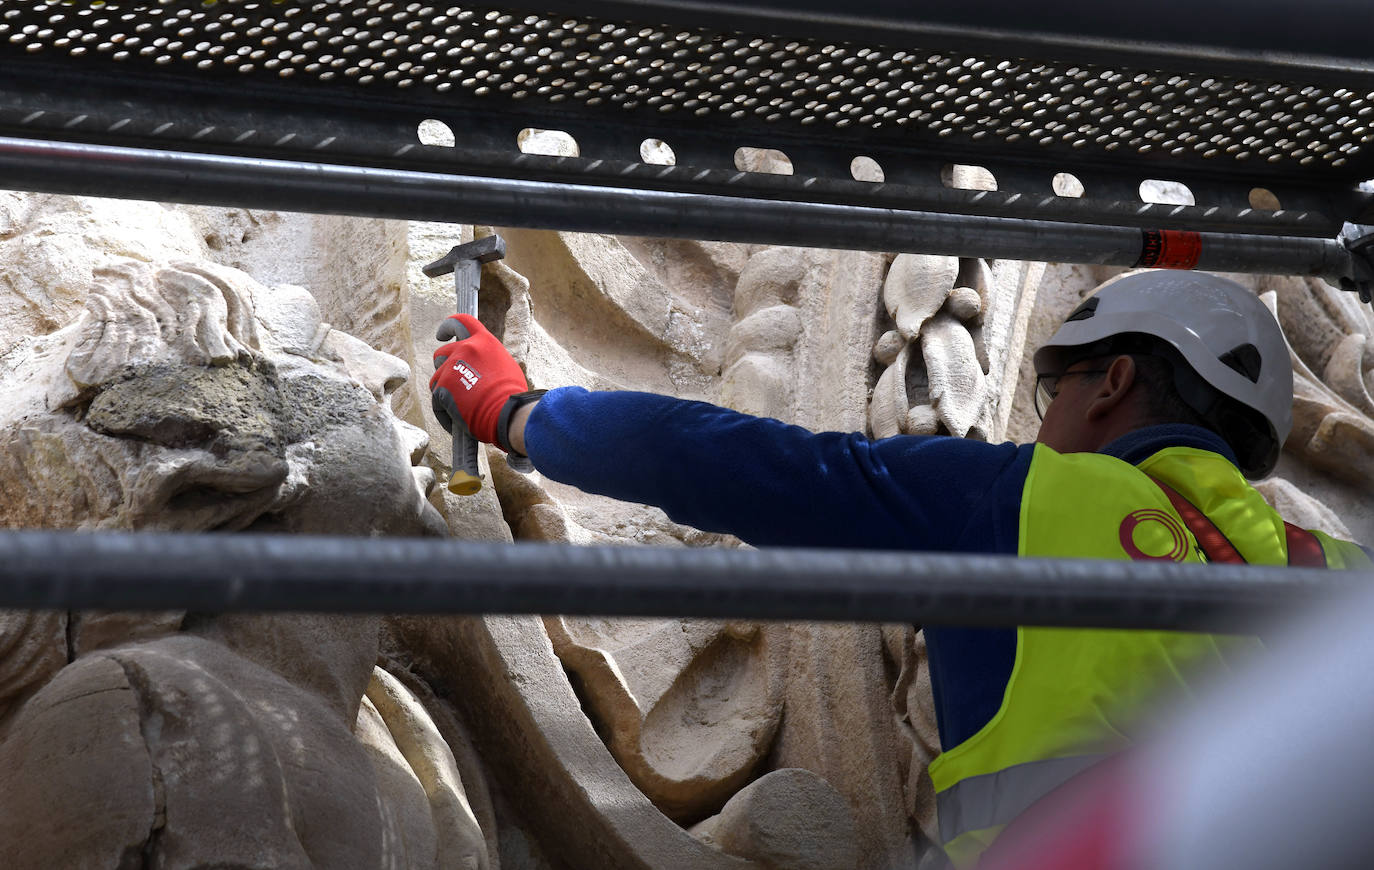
top-left (422, 234), bottom-right (507, 278)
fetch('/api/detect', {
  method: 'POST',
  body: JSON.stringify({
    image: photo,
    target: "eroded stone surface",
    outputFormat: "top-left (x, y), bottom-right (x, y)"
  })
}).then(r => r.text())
top-left (0, 653), bottom-right (155, 869)
top-left (870, 256), bottom-right (1043, 441)
top-left (545, 616), bottom-right (783, 821)
top-left (357, 665), bottom-right (491, 870)
top-left (394, 614), bottom-right (759, 870)
top-left (690, 768), bottom-right (860, 870)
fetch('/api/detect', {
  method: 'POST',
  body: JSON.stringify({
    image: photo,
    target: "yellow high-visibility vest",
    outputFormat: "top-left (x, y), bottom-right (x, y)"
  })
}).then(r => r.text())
top-left (929, 445), bottom-right (1372, 866)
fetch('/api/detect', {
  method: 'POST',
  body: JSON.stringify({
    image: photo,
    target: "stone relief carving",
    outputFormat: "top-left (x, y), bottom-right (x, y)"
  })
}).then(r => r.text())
top-left (543, 616), bottom-right (785, 822)
top-left (0, 200), bottom-right (489, 868)
top-left (870, 255), bottom-right (1044, 441)
top-left (719, 246), bottom-right (805, 419)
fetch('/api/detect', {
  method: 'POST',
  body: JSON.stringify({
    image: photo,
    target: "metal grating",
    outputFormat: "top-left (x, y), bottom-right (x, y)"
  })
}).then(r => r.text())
top-left (3, 0), bottom-right (1373, 175)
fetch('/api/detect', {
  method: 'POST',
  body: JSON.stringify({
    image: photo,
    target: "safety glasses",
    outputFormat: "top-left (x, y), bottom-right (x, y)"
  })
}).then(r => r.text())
top-left (1034, 369), bottom-right (1110, 419)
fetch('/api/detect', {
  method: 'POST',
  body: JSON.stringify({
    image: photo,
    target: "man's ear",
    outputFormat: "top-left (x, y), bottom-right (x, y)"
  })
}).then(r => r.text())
top-left (1084, 355), bottom-right (1137, 422)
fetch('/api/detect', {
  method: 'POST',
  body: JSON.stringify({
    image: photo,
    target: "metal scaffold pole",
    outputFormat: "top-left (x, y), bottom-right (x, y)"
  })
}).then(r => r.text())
top-left (0, 137), bottom-right (1356, 283)
top-left (0, 529), bottom-right (1361, 632)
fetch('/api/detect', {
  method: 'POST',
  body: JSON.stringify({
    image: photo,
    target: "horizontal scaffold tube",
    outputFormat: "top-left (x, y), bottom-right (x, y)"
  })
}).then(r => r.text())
top-left (0, 136), bottom-right (1354, 282)
top-left (0, 530), bottom-right (1363, 632)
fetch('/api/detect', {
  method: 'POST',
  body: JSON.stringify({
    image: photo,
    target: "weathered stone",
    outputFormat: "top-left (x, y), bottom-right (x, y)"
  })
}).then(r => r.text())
top-left (0, 654), bottom-right (156, 870)
top-left (947, 286), bottom-right (984, 323)
top-left (0, 194), bottom-right (206, 358)
top-left (691, 768), bottom-right (860, 870)
top-left (360, 666), bottom-right (490, 870)
top-left (357, 692), bottom-right (442, 868)
top-left (882, 625), bottom-right (942, 845)
top-left (420, 615), bottom-right (759, 870)
top-left (722, 305), bottom-right (804, 368)
top-left (873, 330), bottom-right (907, 366)
top-left (869, 342), bottom-right (912, 439)
top-left (767, 624), bottom-right (921, 868)
top-left (545, 616), bottom-right (783, 821)
top-left (721, 354), bottom-right (795, 420)
top-left (0, 252), bottom-right (445, 537)
top-left (883, 254), bottom-right (959, 340)
top-left (904, 405), bottom-right (941, 436)
top-left (1, 635), bottom-right (387, 869)
top-left (0, 610), bottom-right (66, 722)
top-left (0, 197), bottom-right (463, 869)
top-left (733, 247), bottom-right (806, 320)
top-left (923, 313), bottom-right (991, 440)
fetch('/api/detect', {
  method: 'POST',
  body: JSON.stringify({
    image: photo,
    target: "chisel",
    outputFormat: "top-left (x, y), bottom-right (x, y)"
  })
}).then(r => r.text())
top-left (423, 234), bottom-right (525, 495)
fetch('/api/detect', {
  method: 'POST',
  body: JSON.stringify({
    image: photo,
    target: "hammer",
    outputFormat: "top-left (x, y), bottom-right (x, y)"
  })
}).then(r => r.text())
top-left (424, 234), bottom-right (517, 495)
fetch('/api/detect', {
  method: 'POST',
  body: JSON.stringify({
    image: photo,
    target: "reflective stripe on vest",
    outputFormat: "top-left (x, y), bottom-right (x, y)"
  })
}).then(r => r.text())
top-left (929, 445), bottom-right (1370, 867)
top-left (936, 752), bottom-right (1110, 844)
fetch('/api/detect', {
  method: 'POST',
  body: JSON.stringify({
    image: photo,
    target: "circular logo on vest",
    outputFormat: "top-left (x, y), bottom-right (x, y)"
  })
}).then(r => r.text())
top-left (1118, 509), bottom-right (1190, 562)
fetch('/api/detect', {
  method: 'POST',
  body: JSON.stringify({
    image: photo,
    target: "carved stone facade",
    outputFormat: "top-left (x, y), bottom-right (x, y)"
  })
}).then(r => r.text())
top-left (0, 193), bottom-right (1367, 868)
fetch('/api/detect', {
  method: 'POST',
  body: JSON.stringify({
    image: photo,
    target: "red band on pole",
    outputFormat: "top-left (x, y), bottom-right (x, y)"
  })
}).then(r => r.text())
top-left (1136, 229), bottom-right (1202, 269)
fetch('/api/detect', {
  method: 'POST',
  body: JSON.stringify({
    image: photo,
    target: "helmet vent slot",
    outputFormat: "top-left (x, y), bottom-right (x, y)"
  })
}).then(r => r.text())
top-left (1219, 343), bottom-right (1262, 383)
top-left (1065, 297), bottom-right (1099, 322)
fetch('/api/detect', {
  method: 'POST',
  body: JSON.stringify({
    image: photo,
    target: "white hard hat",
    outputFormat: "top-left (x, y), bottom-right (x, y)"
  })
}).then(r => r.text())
top-left (1033, 271), bottom-right (1293, 479)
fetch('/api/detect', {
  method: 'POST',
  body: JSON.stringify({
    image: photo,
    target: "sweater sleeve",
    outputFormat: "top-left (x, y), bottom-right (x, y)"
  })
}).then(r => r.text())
top-left (524, 387), bottom-right (1032, 552)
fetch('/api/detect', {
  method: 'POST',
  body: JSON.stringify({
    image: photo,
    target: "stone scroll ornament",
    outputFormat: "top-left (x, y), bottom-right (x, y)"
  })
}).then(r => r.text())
top-left (0, 198), bottom-right (490, 869)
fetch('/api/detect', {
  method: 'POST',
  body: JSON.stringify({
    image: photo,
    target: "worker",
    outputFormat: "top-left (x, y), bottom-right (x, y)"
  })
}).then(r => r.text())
top-left (429, 269), bottom-right (1373, 866)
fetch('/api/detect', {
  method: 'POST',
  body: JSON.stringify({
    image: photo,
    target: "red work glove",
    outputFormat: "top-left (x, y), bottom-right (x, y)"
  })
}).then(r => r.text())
top-left (429, 314), bottom-right (528, 445)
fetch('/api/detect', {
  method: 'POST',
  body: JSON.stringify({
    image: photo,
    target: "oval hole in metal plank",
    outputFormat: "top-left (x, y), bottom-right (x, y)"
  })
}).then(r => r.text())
top-left (941, 164), bottom-right (997, 191)
top-left (418, 119), bottom-right (455, 147)
top-left (734, 147), bottom-right (793, 175)
top-left (1248, 188), bottom-right (1282, 211)
top-left (1052, 172), bottom-right (1084, 198)
top-left (640, 138), bottom-right (676, 166)
top-left (851, 155), bottom-right (884, 183)
top-left (518, 128), bottom-right (580, 157)
top-left (1139, 180), bottom-right (1196, 206)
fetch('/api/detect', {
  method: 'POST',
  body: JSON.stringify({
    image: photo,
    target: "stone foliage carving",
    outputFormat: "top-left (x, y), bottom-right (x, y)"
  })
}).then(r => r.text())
top-left (870, 255), bottom-right (1044, 441)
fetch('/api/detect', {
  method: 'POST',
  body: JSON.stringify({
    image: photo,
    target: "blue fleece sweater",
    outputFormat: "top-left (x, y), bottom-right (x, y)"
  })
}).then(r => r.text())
top-left (524, 386), bottom-right (1240, 750)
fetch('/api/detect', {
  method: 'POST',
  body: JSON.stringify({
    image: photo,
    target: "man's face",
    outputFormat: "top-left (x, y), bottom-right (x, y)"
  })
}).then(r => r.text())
top-left (0, 262), bottom-right (446, 537)
top-left (1033, 361), bottom-right (1111, 454)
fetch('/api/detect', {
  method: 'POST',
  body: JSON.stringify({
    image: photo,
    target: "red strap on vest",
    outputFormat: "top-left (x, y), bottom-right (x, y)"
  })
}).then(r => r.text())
top-left (1147, 477), bottom-right (1245, 564)
top-left (1283, 522), bottom-right (1327, 568)
top-left (1147, 475), bottom-right (1326, 568)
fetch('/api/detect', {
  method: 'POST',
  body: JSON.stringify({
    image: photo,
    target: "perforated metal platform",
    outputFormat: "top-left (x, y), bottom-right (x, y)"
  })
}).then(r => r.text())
top-left (0, 0), bottom-right (1372, 289)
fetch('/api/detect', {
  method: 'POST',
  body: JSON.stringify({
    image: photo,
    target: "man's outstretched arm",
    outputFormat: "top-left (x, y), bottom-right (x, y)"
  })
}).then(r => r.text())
top-left (433, 316), bottom-right (1031, 552)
